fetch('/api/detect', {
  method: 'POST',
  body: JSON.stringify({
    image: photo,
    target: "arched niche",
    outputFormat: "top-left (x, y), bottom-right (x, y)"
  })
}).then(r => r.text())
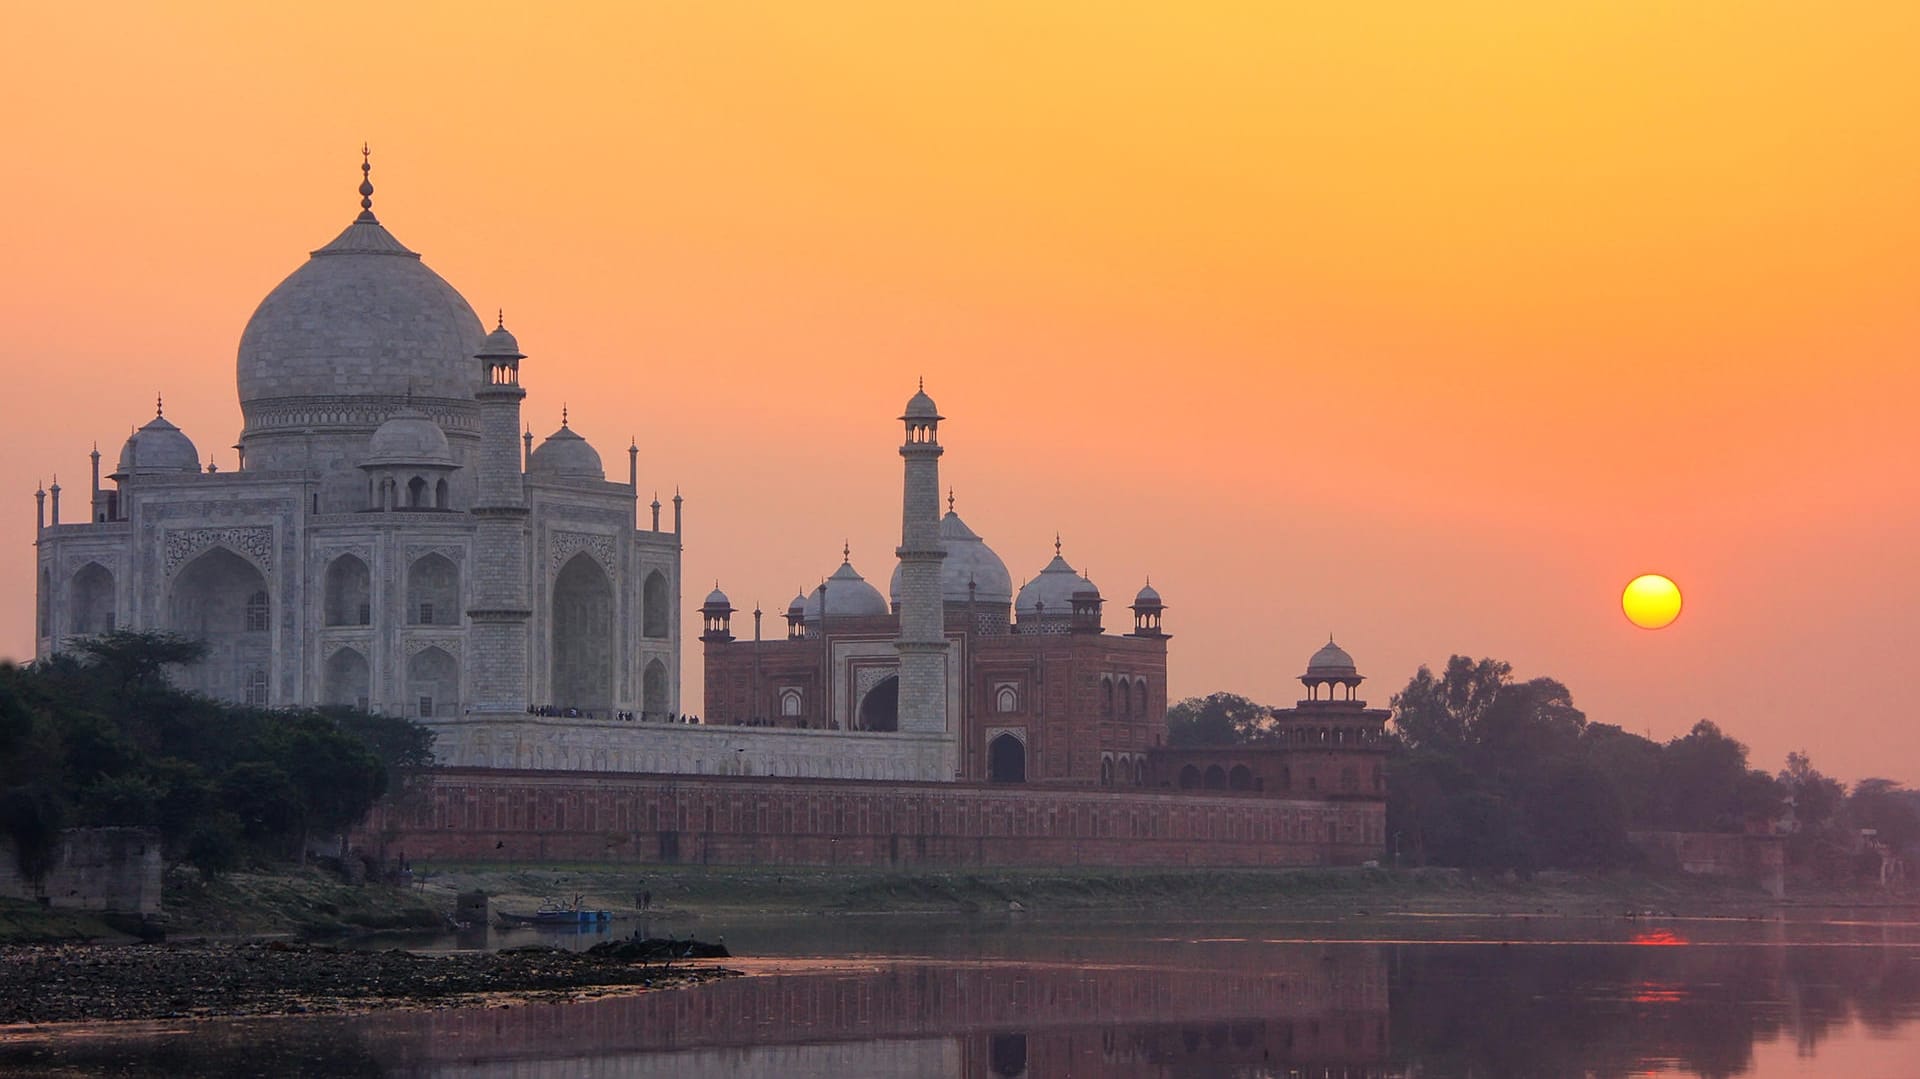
top-left (988, 733), bottom-right (1026, 783)
top-left (642, 570), bottom-right (670, 639)
top-left (323, 648), bottom-right (371, 712)
top-left (552, 553), bottom-right (613, 715)
top-left (167, 547), bottom-right (270, 705)
top-left (1202, 764), bottom-right (1228, 790)
top-left (643, 659), bottom-right (669, 717)
top-left (407, 553), bottom-right (459, 627)
top-left (70, 562), bottom-right (115, 636)
top-left (857, 675), bottom-right (899, 732)
top-left (323, 554), bottom-right (371, 627)
top-left (406, 646), bottom-right (459, 719)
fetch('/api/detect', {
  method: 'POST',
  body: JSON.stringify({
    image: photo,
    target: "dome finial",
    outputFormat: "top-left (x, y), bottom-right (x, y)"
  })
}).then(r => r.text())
top-left (1054, 532), bottom-right (1062, 556)
top-left (155, 392), bottom-right (163, 417)
top-left (497, 308), bottom-right (504, 330)
top-left (843, 539), bottom-right (851, 564)
top-left (561, 404), bottom-right (569, 428)
top-left (918, 375), bottom-right (924, 392)
top-left (356, 143), bottom-right (377, 222)
top-left (947, 487), bottom-right (955, 514)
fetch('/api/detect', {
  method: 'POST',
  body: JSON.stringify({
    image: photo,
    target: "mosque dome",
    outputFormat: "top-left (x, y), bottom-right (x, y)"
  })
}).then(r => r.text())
top-left (361, 409), bottom-right (455, 468)
top-left (806, 558), bottom-right (889, 622)
top-left (235, 169), bottom-right (486, 422)
top-left (702, 585), bottom-right (732, 610)
top-left (1016, 545), bottom-right (1093, 618)
top-left (477, 319), bottom-right (524, 360)
top-left (903, 384), bottom-right (940, 419)
top-left (1306, 639), bottom-right (1359, 679)
top-left (787, 591), bottom-right (808, 614)
top-left (528, 423), bottom-right (604, 478)
top-left (1134, 581), bottom-right (1162, 606)
top-left (115, 411), bottom-right (201, 476)
top-left (888, 508), bottom-right (1014, 606)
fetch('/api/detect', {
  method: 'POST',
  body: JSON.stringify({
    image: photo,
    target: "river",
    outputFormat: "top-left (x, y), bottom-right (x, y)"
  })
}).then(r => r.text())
top-left (3, 907), bottom-right (1916, 1076)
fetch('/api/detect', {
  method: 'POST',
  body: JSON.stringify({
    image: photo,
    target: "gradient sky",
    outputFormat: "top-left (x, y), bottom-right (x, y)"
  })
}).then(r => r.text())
top-left (3, 3), bottom-right (1915, 784)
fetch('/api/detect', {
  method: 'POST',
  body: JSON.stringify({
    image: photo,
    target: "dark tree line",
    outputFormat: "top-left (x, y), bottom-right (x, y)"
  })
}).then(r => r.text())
top-left (1168, 655), bottom-right (1917, 880)
top-left (0, 630), bottom-right (434, 881)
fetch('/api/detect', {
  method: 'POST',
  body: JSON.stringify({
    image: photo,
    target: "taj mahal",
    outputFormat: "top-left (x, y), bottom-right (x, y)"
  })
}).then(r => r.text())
top-left (32, 158), bottom-right (1391, 868)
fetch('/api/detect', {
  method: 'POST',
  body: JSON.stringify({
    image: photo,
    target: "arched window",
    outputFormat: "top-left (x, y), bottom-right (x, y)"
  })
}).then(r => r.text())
top-left (643, 659), bottom-right (669, 716)
top-left (408, 553), bottom-right (459, 627)
top-left (1178, 765), bottom-right (1200, 789)
top-left (858, 675), bottom-right (899, 732)
top-left (1102, 677), bottom-right (1113, 716)
top-left (780, 689), bottom-right (803, 717)
top-left (245, 590), bottom-right (270, 632)
top-left (406, 476), bottom-right (428, 508)
top-left (407, 646), bottom-right (459, 719)
top-left (323, 648), bottom-right (371, 712)
top-left (552, 553), bottom-right (613, 715)
top-left (70, 563), bottom-right (115, 635)
top-left (988, 734), bottom-right (1026, 783)
top-left (434, 478), bottom-right (449, 509)
top-left (1100, 758), bottom-right (1113, 785)
top-left (1203, 764), bottom-right (1228, 790)
top-left (1135, 679), bottom-right (1148, 718)
top-left (1117, 679), bottom-right (1131, 719)
top-left (37, 567), bottom-right (51, 638)
top-left (1135, 758), bottom-right (1148, 785)
top-left (996, 685), bottom-right (1019, 714)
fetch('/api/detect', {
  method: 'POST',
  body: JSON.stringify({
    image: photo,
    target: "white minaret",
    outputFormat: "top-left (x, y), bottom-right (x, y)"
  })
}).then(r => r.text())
top-left (464, 315), bottom-right (532, 734)
top-left (895, 382), bottom-right (950, 739)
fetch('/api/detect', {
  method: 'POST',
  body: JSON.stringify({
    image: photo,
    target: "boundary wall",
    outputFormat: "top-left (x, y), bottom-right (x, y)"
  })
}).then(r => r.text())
top-left (358, 768), bottom-right (1385, 868)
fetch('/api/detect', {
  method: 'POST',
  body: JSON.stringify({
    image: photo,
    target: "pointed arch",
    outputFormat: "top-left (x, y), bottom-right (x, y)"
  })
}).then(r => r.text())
top-left (323, 648), bottom-right (371, 712)
top-left (857, 675), bottom-right (899, 732)
top-left (324, 554), bottom-right (371, 626)
top-left (643, 659), bottom-right (669, 717)
top-left (1135, 679), bottom-right (1148, 718)
top-left (407, 553), bottom-right (459, 626)
top-left (167, 547), bottom-right (270, 704)
top-left (642, 570), bottom-right (670, 639)
top-left (988, 733), bottom-right (1026, 783)
top-left (69, 562), bottom-right (115, 636)
top-left (553, 552), bottom-right (614, 714)
top-left (406, 646), bottom-right (459, 719)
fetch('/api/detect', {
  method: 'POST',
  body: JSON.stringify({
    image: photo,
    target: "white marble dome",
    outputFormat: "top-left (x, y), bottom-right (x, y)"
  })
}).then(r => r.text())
top-left (1306, 639), bottom-right (1359, 678)
top-left (806, 559), bottom-right (889, 622)
top-left (1016, 549), bottom-right (1097, 618)
top-left (1134, 581), bottom-right (1162, 606)
top-left (888, 509), bottom-right (1014, 606)
top-left (528, 424), bottom-right (604, 478)
top-left (702, 585), bottom-right (732, 609)
top-left (115, 413), bottom-right (200, 476)
top-left (236, 211), bottom-right (486, 417)
top-left (361, 409), bottom-right (455, 467)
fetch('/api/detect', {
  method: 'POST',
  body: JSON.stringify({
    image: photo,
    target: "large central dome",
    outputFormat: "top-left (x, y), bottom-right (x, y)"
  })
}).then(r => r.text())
top-left (236, 208), bottom-right (485, 421)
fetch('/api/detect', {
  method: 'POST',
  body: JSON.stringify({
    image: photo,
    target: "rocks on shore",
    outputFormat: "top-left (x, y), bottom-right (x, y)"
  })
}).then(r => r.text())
top-left (0, 941), bottom-right (737, 1025)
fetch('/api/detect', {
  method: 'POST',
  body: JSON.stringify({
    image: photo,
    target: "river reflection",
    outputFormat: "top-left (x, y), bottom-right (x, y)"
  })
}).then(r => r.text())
top-left (4, 911), bottom-right (1917, 1077)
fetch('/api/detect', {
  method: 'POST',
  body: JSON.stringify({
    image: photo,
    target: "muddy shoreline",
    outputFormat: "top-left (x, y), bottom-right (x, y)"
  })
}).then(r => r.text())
top-left (0, 941), bottom-right (736, 1026)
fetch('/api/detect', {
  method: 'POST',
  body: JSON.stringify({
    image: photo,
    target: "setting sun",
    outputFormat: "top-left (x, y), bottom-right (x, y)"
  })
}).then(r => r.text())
top-left (1622, 574), bottom-right (1683, 630)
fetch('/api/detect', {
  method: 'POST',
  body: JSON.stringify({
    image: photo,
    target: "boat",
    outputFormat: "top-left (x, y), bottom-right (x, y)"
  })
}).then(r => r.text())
top-left (496, 895), bottom-right (613, 926)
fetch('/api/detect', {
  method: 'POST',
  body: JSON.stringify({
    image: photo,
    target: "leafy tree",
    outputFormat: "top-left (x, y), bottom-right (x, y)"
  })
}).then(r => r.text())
top-left (1850, 779), bottom-right (1920, 854)
top-left (1166, 693), bottom-right (1274, 746)
top-left (1653, 720), bottom-right (1782, 832)
top-left (1389, 656), bottom-right (1511, 752)
top-left (68, 629), bottom-right (208, 698)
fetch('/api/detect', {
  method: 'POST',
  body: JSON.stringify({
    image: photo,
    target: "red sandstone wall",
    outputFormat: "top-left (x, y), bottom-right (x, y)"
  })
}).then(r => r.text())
top-left (359, 769), bottom-right (1385, 868)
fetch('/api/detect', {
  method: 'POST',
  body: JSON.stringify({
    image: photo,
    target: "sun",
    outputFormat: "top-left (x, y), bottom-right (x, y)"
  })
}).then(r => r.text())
top-left (1622, 574), bottom-right (1683, 630)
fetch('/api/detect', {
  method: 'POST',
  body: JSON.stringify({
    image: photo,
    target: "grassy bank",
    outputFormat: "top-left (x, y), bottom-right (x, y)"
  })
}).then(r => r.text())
top-left (408, 862), bottom-right (1881, 922)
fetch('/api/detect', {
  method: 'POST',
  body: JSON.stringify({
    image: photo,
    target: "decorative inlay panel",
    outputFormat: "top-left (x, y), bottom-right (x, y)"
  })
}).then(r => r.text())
top-left (549, 530), bottom-right (614, 573)
top-left (164, 526), bottom-right (273, 576)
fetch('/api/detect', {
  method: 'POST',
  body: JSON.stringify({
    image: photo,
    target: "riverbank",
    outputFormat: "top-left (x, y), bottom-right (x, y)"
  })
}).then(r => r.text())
top-left (409, 862), bottom-right (1914, 923)
top-left (0, 940), bottom-right (737, 1024)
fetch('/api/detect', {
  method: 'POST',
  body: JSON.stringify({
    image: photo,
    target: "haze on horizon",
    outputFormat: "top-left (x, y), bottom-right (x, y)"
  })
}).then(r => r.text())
top-left (2, 4), bottom-right (1914, 784)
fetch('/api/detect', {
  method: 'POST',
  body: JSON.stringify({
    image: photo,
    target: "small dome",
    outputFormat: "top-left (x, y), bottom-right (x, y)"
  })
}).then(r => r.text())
top-left (477, 320), bottom-right (524, 360)
top-left (1135, 581), bottom-right (1162, 606)
top-left (787, 591), bottom-right (808, 613)
top-left (115, 412), bottom-right (200, 476)
top-left (807, 559), bottom-right (889, 622)
top-left (361, 408), bottom-right (455, 468)
top-left (528, 424), bottom-right (604, 478)
top-left (1016, 547), bottom-right (1090, 618)
top-left (702, 585), bottom-right (732, 609)
top-left (888, 509), bottom-right (1015, 606)
top-left (1074, 575), bottom-right (1101, 598)
top-left (903, 384), bottom-right (940, 419)
top-left (1306, 638), bottom-right (1359, 679)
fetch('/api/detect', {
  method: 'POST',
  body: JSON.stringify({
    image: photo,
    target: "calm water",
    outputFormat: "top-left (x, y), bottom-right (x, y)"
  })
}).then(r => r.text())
top-left (4, 909), bottom-right (1917, 1077)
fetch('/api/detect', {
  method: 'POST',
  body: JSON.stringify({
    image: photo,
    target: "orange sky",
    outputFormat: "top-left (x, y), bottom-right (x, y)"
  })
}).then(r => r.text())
top-left (3, 3), bottom-right (1916, 783)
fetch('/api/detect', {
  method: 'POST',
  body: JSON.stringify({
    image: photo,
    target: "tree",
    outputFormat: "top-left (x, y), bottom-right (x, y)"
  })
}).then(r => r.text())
top-left (67, 629), bottom-right (208, 697)
top-left (1389, 656), bottom-right (1512, 752)
top-left (1654, 720), bottom-right (1783, 833)
top-left (1166, 693), bottom-right (1274, 746)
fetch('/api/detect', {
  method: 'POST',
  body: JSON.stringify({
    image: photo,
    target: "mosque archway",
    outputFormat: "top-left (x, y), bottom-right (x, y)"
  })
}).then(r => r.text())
top-left (406, 646), bottom-right (459, 719)
top-left (642, 571), bottom-right (669, 638)
top-left (987, 734), bottom-right (1026, 783)
top-left (552, 553), bottom-right (613, 715)
top-left (69, 562), bottom-right (115, 636)
top-left (167, 547), bottom-right (270, 704)
top-left (1229, 764), bottom-right (1253, 791)
top-left (407, 553), bottom-right (459, 626)
top-left (1203, 764), bottom-right (1228, 790)
top-left (857, 675), bottom-right (899, 732)
top-left (1178, 764), bottom-right (1200, 789)
top-left (323, 648), bottom-right (371, 711)
top-left (324, 554), bottom-right (371, 626)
